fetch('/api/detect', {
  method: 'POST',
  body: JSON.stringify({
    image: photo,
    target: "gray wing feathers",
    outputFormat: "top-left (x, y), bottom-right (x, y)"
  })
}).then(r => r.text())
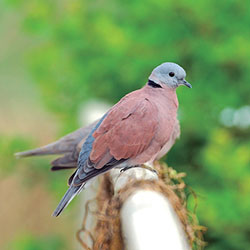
top-left (72, 158), bottom-right (126, 186)
top-left (51, 153), bottom-right (78, 168)
top-left (52, 184), bottom-right (85, 217)
top-left (77, 114), bottom-right (108, 168)
top-left (52, 113), bottom-right (109, 216)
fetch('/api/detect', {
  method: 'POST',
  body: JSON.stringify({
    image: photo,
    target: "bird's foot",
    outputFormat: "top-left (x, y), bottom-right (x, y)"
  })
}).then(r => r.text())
top-left (120, 164), bottom-right (157, 174)
top-left (120, 165), bottom-right (140, 173)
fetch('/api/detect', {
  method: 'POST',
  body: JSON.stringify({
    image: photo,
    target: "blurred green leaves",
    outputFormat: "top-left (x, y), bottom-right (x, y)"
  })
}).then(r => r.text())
top-left (0, 135), bottom-right (31, 174)
top-left (9, 234), bottom-right (64, 250)
top-left (0, 134), bottom-right (69, 195)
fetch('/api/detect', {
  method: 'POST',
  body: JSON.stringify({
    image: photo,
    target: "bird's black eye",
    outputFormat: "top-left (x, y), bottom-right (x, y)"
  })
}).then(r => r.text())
top-left (169, 72), bottom-right (175, 77)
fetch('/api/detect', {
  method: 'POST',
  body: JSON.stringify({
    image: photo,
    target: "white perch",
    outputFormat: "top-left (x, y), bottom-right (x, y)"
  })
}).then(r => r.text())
top-left (110, 168), bottom-right (190, 250)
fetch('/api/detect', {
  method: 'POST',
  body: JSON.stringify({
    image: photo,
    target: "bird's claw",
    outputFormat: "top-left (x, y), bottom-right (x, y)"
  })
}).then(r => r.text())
top-left (120, 164), bottom-right (158, 174)
top-left (120, 165), bottom-right (138, 172)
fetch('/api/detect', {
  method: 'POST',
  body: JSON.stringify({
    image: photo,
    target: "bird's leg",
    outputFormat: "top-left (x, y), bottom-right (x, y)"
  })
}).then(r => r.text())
top-left (120, 163), bottom-right (157, 174)
top-left (120, 165), bottom-right (140, 172)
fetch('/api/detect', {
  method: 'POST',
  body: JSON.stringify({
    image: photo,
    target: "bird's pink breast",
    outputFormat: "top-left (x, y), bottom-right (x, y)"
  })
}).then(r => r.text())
top-left (91, 85), bottom-right (179, 168)
top-left (128, 86), bottom-right (178, 165)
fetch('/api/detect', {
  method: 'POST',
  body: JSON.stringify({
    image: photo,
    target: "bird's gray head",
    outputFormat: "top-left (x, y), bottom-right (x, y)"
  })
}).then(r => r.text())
top-left (148, 62), bottom-right (192, 89)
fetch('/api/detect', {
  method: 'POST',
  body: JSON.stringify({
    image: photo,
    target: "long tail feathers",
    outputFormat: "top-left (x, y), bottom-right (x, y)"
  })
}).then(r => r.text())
top-left (15, 123), bottom-right (98, 159)
top-left (52, 184), bottom-right (84, 217)
top-left (15, 141), bottom-right (62, 158)
top-left (51, 166), bottom-right (76, 171)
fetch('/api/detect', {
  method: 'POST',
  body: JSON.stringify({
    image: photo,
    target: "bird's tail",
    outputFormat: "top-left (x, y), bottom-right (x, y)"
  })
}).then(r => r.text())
top-left (52, 184), bottom-right (84, 217)
top-left (15, 124), bottom-right (97, 159)
top-left (14, 141), bottom-right (63, 158)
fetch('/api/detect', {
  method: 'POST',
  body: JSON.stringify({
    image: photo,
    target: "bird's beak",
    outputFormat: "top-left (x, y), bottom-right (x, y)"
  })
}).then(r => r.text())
top-left (178, 79), bottom-right (192, 88)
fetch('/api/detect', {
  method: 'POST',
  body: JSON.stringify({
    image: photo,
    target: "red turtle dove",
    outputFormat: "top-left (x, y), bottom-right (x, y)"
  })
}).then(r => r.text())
top-left (16, 62), bottom-right (191, 216)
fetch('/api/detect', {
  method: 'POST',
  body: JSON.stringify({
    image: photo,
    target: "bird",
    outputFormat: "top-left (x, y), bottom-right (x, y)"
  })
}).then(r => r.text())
top-left (16, 62), bottom-right (192, 216)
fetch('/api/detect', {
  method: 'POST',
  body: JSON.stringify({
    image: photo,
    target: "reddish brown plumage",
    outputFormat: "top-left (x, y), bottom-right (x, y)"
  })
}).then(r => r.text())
top-left (90, 84), bottom-right (178, 169)
top-left (15, 62), bottom-right (190, 217)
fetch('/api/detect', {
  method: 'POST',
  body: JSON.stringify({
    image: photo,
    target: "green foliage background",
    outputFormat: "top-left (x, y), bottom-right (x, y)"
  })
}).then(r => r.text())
top-left (1, 0), bottom-right (250, 249)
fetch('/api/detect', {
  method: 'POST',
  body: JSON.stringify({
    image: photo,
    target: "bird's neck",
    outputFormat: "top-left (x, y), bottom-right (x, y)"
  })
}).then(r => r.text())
top-left (145, 81), bottom-right (178, 108)
top-left (147, 79), bottom-right (162, 88)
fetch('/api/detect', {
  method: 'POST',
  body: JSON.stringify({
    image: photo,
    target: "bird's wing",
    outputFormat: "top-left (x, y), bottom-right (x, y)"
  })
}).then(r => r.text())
top-left (53, 114), bottom-right (109, 216)
top-left (92, 97), bottom-right (159, 162)
top-left (71, 94), bottom-right (158, 186)
top-left (54, 92), bottom-right (159, 216)
top-left (15, 120), bottom-right (99, 170)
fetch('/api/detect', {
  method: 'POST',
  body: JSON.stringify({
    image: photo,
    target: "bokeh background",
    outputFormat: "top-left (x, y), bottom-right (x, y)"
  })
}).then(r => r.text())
top-left (1, 0), bottom-right (250, 249)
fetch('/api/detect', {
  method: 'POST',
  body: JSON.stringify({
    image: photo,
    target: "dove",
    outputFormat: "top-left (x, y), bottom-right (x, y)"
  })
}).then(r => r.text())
top-left (16, 62), bottom-right (191, 216)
